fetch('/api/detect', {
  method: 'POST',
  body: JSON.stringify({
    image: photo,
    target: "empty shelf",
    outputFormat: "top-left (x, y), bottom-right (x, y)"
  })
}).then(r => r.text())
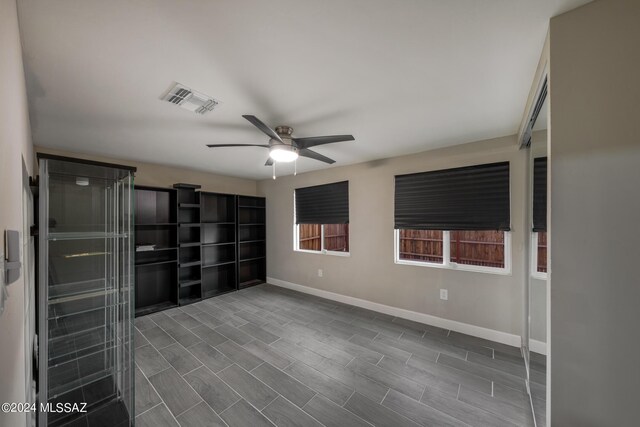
top-left (179, 279), bottom-right (201, 288)
top-left (48, 279), bottom-right (107, 301)
top-left (180, 260), bottom-right (202, 267)
top-left (48, 366), bottom-right (124, 400)
top-left (179, 242), bottom-right (201, 247)
top-left (48, 300), bottom-right (129, 321)
top-left (47, 232), bottom-right (128, 241)
top-left (135, 246), bottom-right (177, 252)
top-left (49, 288), bottom-right (117, 306)
top-left (203, 260), bottom-right (236, 268)
top-left (201, 221), bottom-right (235, 225)
top-left (48, 327), bottom-right (113, 365)
top-left (239, 256), bottom-right (266, 263)
top-left (136, 259), bottom-right (178, 267)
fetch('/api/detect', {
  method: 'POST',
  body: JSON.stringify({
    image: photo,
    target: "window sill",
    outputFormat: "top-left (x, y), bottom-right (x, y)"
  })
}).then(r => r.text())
top-left (294, 249), bottom-right (351, 257)
top-left (531, 272), bottom-right (548, 280)
top-left (395, 258), bottom-right (511, 276)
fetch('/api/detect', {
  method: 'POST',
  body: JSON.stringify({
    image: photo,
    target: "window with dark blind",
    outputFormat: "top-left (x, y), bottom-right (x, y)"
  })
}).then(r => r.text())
top-left (532, 157), bottom-right (547, 232)
top-left (394, 162), bottom-right (510, 231)
top-left (394, 162), bottom-right (511, 274)
top-left (532, 157), bottom-right (548, 276)
top-left (295, 181), bottom-right (350, 255)
top-left (295, 181), bottom-right (349, 225)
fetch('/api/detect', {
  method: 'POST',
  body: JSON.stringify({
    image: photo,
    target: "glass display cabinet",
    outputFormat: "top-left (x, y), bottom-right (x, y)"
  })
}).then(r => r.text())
top-left (37, 154), bottom-right (135, 426)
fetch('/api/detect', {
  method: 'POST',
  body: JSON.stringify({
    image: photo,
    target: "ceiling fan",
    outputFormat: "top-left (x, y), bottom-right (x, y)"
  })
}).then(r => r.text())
top-left (206, 115), bottom-right (355, 166)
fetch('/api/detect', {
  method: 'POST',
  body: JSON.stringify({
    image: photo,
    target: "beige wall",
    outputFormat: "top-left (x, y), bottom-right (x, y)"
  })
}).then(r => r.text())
top-left (549, 0), bottom-right (640, 424)
top-left (258, 135), bottom-right (528, 337)
top-left (0, 0), bottom-right (35, 426)
top-left (35, 146), bottom-right (258, 196)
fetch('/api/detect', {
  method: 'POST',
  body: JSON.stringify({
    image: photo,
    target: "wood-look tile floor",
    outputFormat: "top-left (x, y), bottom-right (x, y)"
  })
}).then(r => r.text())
top-left (134, 284), bottom-right (540, 427)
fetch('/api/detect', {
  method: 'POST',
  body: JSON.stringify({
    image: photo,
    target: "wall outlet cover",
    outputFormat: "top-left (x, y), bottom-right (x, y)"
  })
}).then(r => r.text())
top-left (440, 289), bottom-right (448, 300)
top-left (318, 269), bottom-right (323, 277)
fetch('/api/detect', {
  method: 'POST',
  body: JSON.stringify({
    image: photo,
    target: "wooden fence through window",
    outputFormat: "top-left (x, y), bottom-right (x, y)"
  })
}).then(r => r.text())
top-left (299, 224), bottom-right (349, 252)
top-left (537, 231), bottom-right (547, 273)
top-left (399, 229), bottom-right (505, 268)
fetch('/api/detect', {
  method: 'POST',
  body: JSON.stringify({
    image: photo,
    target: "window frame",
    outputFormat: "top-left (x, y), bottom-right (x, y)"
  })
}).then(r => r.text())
top-left (531, 231), bottom-right (548, 280)
top-left (294, 223), bottom-right (350, 257)
top-left (293, 192), bottom-right (350, 257)
top-left (394, 229), bottom-right (512, 275)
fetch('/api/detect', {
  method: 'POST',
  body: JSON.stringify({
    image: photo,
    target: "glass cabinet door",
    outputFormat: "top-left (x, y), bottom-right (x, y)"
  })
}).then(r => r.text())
top-left (38, 156), bottom-right (134, 427)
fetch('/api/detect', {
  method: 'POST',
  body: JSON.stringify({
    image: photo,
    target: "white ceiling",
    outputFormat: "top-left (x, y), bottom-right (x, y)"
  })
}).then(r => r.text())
top-left (18, 0), bottom-right (589, 179)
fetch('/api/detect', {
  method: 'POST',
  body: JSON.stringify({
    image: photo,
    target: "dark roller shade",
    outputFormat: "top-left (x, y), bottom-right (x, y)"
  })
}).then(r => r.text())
top-left (295, 181), bottom-right (349, 224)
top-left (533, 157), bottom-right (547, 232)
top-left (394, 162), bottom-right (510, 231)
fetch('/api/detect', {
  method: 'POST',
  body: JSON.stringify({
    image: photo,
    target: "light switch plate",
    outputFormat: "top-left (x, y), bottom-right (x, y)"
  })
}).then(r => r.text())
top-left (440, 289), bottom-right (448, 300)
top-left (4, 230), bottom-right (21, 285)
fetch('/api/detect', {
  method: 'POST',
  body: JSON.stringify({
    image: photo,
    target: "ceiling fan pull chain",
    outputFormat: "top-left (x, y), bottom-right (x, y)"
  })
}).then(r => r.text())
top-left (294, 159), bottom-right (297, 176)
top-left (272, 162), bottom-right (276, 180)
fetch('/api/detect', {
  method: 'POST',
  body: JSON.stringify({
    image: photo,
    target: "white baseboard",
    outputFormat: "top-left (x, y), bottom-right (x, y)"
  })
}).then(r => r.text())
top-left (529, 339), bottom-right (547, 355)
top-left (267, 277), bottom-right (522, 348)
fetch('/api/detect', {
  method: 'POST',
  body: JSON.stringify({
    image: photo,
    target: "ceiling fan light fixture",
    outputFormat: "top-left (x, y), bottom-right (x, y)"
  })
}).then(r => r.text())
top-left (269, 145), bottom-right (298, 163)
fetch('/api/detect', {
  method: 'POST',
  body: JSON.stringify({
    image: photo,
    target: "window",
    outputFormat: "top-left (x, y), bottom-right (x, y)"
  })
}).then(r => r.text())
top-left (394, 162), bottom-right (511, 274)
top-left (532, 157), bottom-right (547, 278)
top-left (396, 229), bottom-right (510, 273)
top-left (294, 181), bottom-right (349, 256)
top-left (296, 224), bottom-right (349, 254)
top-left (531, 231), bottom-right (547, 278)
top-left (397, 229), bottom-right (443, 263)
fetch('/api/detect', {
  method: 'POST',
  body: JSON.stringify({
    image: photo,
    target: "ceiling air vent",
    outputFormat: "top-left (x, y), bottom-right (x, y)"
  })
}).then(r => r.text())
top-left (162, 83), bottom-right (219, 115)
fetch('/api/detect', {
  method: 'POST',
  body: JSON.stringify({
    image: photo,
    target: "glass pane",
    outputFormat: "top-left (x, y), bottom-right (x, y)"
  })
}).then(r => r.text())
top-left (299, 224), bottom-right (321, 251)
top-left (48, 174), bottom-right (110, 233)
top-left (324, 224), bottom-right (349, 252)
top-left (450, 230), bottom-right (505, 268)
top-left (399, 229), bottom-right (443, 263)
top-left (537, 231), bottom-right (547, 273)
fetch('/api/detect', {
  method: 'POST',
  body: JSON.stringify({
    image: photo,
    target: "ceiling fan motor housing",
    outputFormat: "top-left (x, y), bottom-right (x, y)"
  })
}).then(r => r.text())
top-left (272, 126), bottom-right (296, 148)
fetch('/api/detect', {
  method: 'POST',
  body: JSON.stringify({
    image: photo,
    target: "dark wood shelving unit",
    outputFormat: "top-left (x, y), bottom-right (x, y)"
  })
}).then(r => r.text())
top-left (133, 184), bottom-right (267, 315)
top-left (201, 192), bottom-right (238, 298)
top-left (134, 186), bottom-right (178, 316)
top-left (237, 196), bottom-right (266, 289)
top-left (174, 183), bottom-right (203, 305)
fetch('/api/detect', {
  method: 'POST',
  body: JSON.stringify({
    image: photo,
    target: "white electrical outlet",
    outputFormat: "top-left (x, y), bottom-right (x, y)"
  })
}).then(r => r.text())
top-left (318, 269), bottom-right (323, 277)
top-left (440, 289), bottom-right (448, 300)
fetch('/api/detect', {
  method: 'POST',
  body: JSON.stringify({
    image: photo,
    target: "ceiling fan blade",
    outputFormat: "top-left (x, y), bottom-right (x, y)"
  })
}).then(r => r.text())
top-left (265, 157), bottom-right (274, 166)
top-left (206, 144), bottom-right (269, 148)
top-left (299, 148), bottom-right (336, 164)
top-left (242, 115), bottom-right (284, 143)
top-left (293, 135), bottom-right (354, 149)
